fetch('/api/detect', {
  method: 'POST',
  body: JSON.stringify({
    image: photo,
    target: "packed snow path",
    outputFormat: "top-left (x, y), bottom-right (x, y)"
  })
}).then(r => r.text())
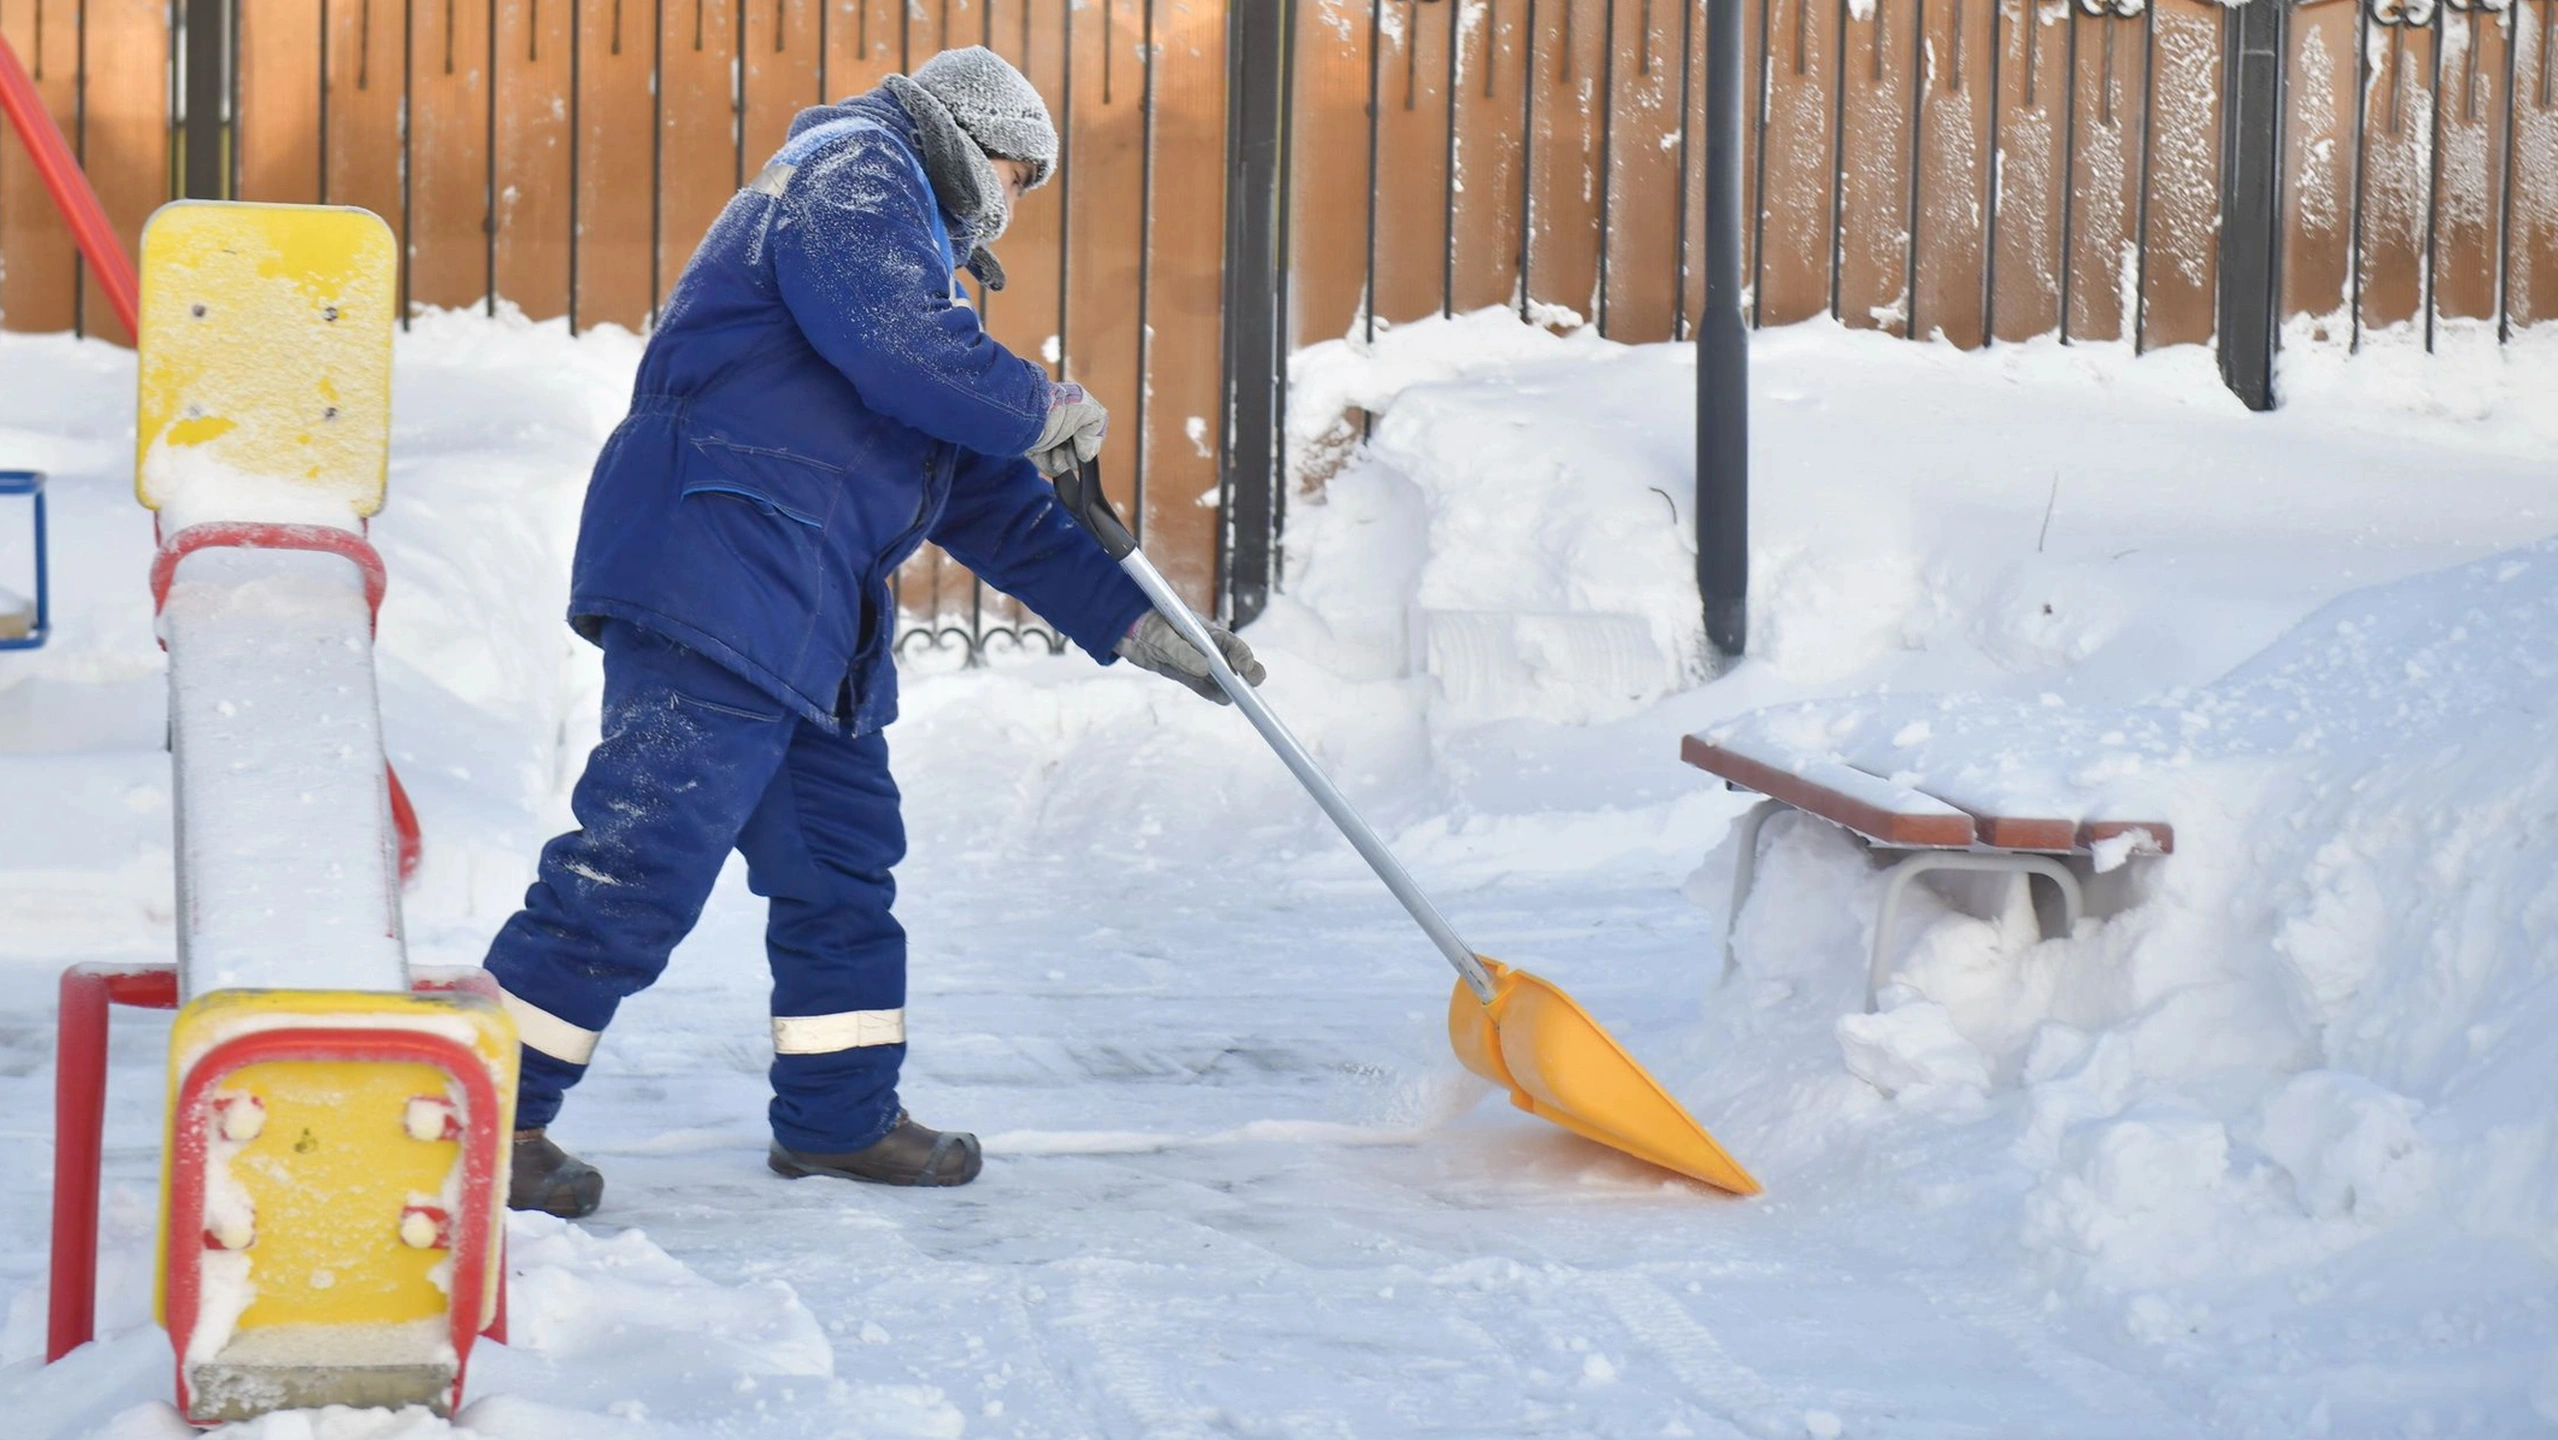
top-left (4, 312), bottom-right (2556, 1437)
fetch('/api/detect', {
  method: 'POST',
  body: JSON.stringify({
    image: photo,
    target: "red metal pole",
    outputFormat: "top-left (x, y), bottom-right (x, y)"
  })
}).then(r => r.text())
top-left (48, 967), bottom-right (110, 1363)
top-left (0, 33), bottom-right (142, 338)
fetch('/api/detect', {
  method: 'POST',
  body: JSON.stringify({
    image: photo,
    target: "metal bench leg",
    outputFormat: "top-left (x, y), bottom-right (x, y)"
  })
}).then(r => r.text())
top-left (1869, 852), bottom-right (2084, 1012)
top-left (1720, 799), bottom-right (1783, 987)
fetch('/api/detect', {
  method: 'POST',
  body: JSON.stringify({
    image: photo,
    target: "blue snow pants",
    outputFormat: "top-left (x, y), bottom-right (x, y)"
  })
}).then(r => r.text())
top-left (484, 620), bottom-right (911, 1154)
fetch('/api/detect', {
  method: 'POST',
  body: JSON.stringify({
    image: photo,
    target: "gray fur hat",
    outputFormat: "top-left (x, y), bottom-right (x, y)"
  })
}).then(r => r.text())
top-left (909, 47), bottom-right (1056, 190)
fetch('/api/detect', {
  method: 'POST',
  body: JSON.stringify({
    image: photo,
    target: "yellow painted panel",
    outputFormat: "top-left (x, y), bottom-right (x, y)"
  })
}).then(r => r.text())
top-left (134, 201), bottom-right (397, 518)
top-left (160, 990), bottom-right (519, 1335)
top-left (220, 1056), bottom-right (459, 1331)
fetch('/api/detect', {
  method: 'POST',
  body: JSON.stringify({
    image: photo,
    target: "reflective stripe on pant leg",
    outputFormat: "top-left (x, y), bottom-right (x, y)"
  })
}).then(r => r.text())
top-left (500, 987), bottom-right (604, 1064)
top-left (772, 1008), bottom-right (905, 1053)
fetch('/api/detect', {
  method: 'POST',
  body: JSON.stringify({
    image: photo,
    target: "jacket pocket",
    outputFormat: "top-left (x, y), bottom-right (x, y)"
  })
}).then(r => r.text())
top-left (679, 481), bottom-right (825, 529)
top-left (683, 436), bottom-right (846, 532)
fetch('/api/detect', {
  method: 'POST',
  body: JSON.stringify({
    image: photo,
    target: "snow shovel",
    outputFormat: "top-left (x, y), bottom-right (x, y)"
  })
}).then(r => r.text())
top-left (1056, 461), bottom-right (1759, 1196)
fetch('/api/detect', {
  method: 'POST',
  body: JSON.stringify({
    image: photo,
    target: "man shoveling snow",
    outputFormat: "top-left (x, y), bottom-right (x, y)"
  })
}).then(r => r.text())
top-left (482, 48), bottom-right (1264, 1216)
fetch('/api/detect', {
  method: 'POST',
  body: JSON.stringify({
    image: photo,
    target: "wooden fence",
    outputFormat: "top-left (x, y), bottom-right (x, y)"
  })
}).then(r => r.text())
top-left (4, 0), bottom-right (2556, 633)
top-left (1291, 0), bottom-right (2557, 350)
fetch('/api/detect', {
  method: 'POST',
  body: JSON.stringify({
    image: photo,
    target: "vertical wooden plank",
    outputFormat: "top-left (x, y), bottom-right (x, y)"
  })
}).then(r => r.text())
top-left (412, 0), bottom-right (494, 311)
top-left (1372, 0), bottom-right (1450, 324)
top-left (236, 0), bottom-right (324, 203)
top-left (575, 0), bottom-right (655, 329)
top-left (323, 0), bottom-right (404, 288)
top-left (2281, 0), bottom-right (2356, 331)
top-left (2429, 4), bottom-right (2504, 324)
top-left (1835, 0), bottom-right (1915, 331)
top-left (79, 0), bottom-right (170, 343)
top-left (0, 0), bottom-right (81, 332)
top-left (1989, 0), bottom-right (2065, 339)
top-left (2357, 13), bottom-right (2434, 333)
top-left (905, 0), bottom-right (955, 65)
top-left (1910, 0), bottom-right (1991, 345)
top-left (1449, 0), bottom-right (1524, 315)
top-left (824, 0), bottom-right (896, 94)
top-left (1291, 0), bottom-right (1372, 344)
top-left (2061, 8), bottom-right (2141, 342)
top-left (1140, 0), bottom-right (1224, 609)
top-left (1065, 0), bottom-right (1144, 533)
top-left (1526, 0), bottom-right (1604, 320)
top-left (495, 0), bottom-right (576, 318)
top-left (2136, 0), bottom-right (2218, 349)
top-left (1756, 0), bottom-right (1839, 325)
top-left (1601, 0), bottom-right (1681, 340)
top-left (656, 0), bottom-right (738, 305)
top-left (742, 0), bottom-right (820, 168)
top-left (2510, 0), bottom-right (2558, 327)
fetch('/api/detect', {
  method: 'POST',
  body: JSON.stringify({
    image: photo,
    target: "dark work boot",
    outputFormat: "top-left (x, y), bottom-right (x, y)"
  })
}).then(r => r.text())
top-left (510, 1128), bottom-right (605, 1218)
top-left (768, 1111), bottom-right (983, 1187)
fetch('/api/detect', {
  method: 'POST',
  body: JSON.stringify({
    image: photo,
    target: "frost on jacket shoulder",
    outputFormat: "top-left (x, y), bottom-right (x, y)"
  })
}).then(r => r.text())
top-left (765, 96), bottom-right (1049, 458)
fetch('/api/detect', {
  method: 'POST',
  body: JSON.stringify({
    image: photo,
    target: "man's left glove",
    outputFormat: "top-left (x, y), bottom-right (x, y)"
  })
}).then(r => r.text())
top-left (1115, 610), bottom-right (1266, 704)
top-left (1030, 381), bottom-right (1109, 478)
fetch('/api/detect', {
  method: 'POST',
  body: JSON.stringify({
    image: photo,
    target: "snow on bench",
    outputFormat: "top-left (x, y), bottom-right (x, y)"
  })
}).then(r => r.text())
top-left (158, 539), bottom-right (405, 998)
top-left (1684, 716), bottom-right (2175, 1010)
top-left (1678, 730), bottom-right (1975, 848)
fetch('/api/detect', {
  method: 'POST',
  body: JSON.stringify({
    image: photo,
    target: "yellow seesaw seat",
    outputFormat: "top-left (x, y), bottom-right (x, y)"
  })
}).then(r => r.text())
top-left (131, 200), bottom-right (522, 1424)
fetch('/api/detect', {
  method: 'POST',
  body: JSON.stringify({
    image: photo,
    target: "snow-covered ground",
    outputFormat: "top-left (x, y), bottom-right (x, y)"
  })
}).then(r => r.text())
top-left (2, 307), bottom-right (2555, 1438)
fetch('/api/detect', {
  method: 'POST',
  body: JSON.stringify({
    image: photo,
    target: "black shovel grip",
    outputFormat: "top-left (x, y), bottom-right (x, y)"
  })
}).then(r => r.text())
top-left (1054, 458), bottom-right (1138, 561)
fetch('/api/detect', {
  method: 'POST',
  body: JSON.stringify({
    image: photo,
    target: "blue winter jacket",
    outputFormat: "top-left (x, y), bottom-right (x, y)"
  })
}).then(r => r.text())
top-left (567, 89), bottom-right (1151, 733)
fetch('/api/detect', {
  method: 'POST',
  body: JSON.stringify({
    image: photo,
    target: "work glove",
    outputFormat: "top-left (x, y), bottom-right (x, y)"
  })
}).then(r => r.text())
top-left (1030, 381), bottom-right (1109, 478)
top-left (1115, 610), bottom-right (1266, 704)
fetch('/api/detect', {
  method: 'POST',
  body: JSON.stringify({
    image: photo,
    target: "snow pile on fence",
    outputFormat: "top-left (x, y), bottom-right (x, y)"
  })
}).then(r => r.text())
top-left (1279, 309), bottom-right (1710, 727)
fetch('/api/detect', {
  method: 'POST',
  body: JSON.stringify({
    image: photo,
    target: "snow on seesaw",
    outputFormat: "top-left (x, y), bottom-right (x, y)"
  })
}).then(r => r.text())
top-left (0, 306), bottom-right (2554, 1437)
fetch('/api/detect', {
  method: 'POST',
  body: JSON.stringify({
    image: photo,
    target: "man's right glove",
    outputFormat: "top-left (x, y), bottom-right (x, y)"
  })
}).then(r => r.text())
top-left (1030, 381), bottom-right (1109, 478)
top-left (1114, 610), bottom-right (1266, 704)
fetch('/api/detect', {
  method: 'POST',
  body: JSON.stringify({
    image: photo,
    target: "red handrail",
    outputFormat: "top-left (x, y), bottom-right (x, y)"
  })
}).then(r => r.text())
top-left (0, 33), bottom-right (141, 337)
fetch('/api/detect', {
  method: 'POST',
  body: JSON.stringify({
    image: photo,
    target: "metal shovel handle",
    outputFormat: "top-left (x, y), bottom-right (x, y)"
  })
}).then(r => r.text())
top-left (1054, 460), bottom-right (1498, 1005)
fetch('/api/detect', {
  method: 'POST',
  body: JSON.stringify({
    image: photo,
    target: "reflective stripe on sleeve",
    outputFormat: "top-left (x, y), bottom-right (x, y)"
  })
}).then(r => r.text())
top-left (498, 989), bottom-right (603, 1065)
top-left (772, 1009), bottom-right (906, 1054)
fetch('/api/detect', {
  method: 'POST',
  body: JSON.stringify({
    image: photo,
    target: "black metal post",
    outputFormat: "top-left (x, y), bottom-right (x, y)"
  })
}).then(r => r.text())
top-left (1219, 0), bottom-right (1292, 627)
top-left (181, 0), bottom-right (226, 197)
top-left (2216, 0), bottom-right (2285, 411)
top-left (1697, 0), bottom-right (1747, 662)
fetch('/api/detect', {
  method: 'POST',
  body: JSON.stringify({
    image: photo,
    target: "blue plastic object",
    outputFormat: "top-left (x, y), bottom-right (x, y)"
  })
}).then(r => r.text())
top-left (0, 470), bottom-right (47, 651)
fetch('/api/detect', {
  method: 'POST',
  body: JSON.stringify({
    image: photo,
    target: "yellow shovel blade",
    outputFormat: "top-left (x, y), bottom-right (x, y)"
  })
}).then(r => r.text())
top-left (1447, 957), bottom-right (1760, 1195)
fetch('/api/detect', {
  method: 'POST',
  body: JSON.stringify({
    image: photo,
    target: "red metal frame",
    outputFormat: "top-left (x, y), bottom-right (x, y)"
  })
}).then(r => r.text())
top-left (150, 523), bottom-right (391, 631)
top-left (0, 35), bottom-right (141, 337)
top-left (148, 522), bottom-right (422, 883)
top-left (48, 962), bottom-right (509, 1369)
top-left (164, 1024), bottom-right (504, 1423)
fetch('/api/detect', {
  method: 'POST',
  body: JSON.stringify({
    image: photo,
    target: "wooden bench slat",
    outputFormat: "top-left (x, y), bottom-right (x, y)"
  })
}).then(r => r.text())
top-left (1868, 773), bottom-right (2177, 857)
top-left (1681, 734), bottom-right (1977, 849)
top-left (1971, 815), bottom-right (2081, 851)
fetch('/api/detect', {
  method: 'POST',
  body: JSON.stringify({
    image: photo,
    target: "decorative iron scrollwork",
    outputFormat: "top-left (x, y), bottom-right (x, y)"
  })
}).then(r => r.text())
top-left (895, 615), bottom-right (1070, 668)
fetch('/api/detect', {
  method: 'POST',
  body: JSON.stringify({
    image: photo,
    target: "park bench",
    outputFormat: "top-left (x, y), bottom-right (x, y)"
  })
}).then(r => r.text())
top-left (1680, 727), bottom-right (2173, 1011)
